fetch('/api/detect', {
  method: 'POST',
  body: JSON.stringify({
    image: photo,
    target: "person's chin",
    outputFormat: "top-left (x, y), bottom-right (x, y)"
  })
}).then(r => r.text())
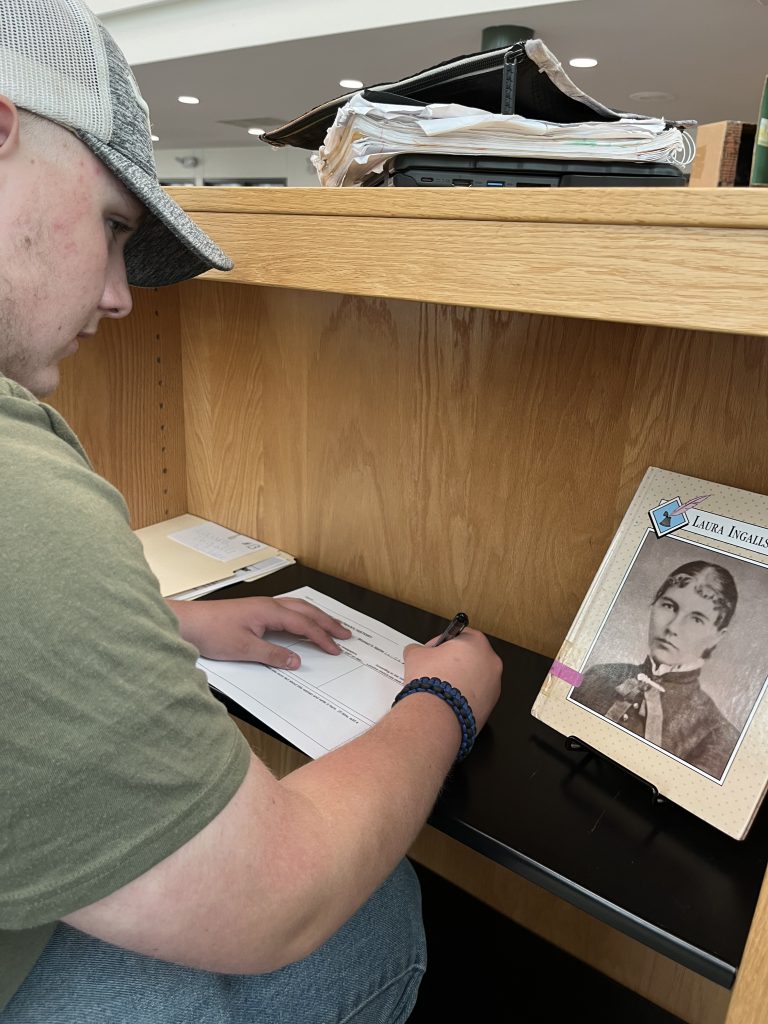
top-left (650, 640), bottom-right (678, 663)
top-left (28, 366), bottom-right (61, 399)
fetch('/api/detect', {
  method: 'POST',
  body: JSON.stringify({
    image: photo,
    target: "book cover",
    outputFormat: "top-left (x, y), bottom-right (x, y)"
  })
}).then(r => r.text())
top-left (750, 75), bottom-right (768, 186)
top-left (532, 467), bottom-right (768, 839)
top-left (688, 120), bottom-right (756, 187)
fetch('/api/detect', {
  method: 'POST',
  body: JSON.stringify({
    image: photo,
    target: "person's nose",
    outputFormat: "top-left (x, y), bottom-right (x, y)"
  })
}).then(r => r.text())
top-left (98, 254), bottom-right (133, 320)
top-left (664, 614), bottom-right (680, 636)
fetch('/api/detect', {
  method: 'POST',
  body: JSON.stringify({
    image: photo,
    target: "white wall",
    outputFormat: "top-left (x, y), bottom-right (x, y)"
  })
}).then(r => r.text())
top-left (90, 0), bottom-right (175, 13)
top-left (154, 143), bottom-right (320, 187)
top-left (102, 0), bottom-right (577, 65)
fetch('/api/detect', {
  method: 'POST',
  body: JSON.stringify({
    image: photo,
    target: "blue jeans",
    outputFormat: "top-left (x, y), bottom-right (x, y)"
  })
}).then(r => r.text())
top-left (2, 860), bottom-right (425, 1024)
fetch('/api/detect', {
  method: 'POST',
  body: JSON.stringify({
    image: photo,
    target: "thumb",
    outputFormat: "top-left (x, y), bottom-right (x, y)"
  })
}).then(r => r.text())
top-left (249, 639), bottom-right (301, 670)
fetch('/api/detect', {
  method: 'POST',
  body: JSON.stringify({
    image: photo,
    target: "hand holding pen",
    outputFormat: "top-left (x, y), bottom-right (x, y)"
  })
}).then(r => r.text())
top-left (431, 611), bottom-right (469, 647)
top-left (403, 610), bottom-right (502, 734)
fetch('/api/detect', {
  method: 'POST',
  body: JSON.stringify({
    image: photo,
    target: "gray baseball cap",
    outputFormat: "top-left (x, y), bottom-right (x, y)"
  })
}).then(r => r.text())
top-left (0, 0), bottom-right (233, 287)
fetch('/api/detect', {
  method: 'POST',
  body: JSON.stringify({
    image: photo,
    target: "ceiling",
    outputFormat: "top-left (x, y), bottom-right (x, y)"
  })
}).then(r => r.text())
top-left (131, 0), bottom-right (768, 151)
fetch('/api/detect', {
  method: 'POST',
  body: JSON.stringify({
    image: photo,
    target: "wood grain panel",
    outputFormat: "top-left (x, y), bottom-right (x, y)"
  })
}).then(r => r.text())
top-left (726, 868), bottom-right (768, 1024)
top-left (179, 280), bottom-right (267, 524)
top-left (48, 287), bottom-right (186, 529)
top-left (618, 331), bottom-right (768, 504)
top-left (231, 718), bottom-right (310, 777)
top-left (189, 214), bottom-right (768, 337)
top-left (179, 281), bottom-right (768, 658)
top-left (167, 185), bottom-right (768, 230)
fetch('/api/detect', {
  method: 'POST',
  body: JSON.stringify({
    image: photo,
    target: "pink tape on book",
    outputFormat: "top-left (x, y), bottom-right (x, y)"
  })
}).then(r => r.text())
top-left (550, 661), bottom-right (583, 688)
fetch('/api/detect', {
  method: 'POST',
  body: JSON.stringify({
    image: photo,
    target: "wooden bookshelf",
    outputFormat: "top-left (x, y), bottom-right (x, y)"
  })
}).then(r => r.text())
top-left (50, 187), bottom-right (768, 1024)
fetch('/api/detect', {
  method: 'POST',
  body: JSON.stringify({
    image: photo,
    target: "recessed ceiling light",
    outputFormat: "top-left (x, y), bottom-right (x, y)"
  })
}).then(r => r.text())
top-left (151, 134), bottom-right (160, 142)
top-left (569, 58), bottom-right (598, 68)
top-left (339, 78), bottom-right (364, 90)
top-left (629, 90), bottom-right (675, 102)
top-left (178, 95), bottom-right (199, 105)
top-left (248, 127), bottom-right (265, 136)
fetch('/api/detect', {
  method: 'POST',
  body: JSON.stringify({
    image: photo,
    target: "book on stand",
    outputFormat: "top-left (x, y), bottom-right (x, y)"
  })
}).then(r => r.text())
top-left (532, 467), bottom-right (768, 839)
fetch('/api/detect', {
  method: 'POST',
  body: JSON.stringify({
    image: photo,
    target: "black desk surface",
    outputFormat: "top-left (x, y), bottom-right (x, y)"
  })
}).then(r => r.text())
top-left (206, 563), bottom-right (768, 988)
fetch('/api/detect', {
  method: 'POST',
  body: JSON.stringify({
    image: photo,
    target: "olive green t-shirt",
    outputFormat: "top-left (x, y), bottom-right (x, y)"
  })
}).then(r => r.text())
top-left (0, 377), bottom-right (251, 1009)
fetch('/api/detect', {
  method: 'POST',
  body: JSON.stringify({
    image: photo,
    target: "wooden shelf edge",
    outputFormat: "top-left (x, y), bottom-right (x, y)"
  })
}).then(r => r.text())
top-left (167, 185), bottom-right (768, 231)
top-left (179, 213), bottom-right (768, 338)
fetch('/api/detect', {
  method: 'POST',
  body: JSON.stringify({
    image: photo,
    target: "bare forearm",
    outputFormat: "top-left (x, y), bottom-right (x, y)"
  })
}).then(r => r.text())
top-left (273, 694), bottom-right (460, 958)
top-left (63, 694), bottom-right (462, 975)
top-left (63, 632), bottom-right (500, 975)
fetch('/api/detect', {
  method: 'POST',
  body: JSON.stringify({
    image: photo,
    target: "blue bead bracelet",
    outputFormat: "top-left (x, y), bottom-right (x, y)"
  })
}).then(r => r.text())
top-left (392, 677), bottom-right (477, 762)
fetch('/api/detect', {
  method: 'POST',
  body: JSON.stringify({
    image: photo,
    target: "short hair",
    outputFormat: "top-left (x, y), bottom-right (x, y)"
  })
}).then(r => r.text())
top-left (653, 561), bottom-right (738, 630)
top-left (18, 107), bottom-right (52, 134)
top-left (17, 107), bottom-right (76, 153)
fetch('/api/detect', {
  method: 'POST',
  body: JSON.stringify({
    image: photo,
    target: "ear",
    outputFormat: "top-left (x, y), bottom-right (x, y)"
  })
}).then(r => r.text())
top-left (0, 95), bottom-right (20, 157)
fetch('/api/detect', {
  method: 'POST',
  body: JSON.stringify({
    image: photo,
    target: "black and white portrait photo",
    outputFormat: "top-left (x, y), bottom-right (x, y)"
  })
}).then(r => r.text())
top-left (570, 533), bottom-right (768, 780)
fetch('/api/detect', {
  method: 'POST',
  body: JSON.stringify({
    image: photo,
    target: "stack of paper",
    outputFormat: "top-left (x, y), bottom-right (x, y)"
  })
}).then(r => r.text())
top-left (312, 94), bottom-right (694, 187)
top-left (134, 514), bottom-right (295, 599)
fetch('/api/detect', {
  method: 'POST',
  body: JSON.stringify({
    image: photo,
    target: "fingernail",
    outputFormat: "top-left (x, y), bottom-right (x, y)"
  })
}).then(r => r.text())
top-left (286, 655), bottom-right (299, 669)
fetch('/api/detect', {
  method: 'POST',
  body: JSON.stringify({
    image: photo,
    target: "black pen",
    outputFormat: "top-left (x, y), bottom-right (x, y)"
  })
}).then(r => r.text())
top-left (432, 611), bottom-right (469, 647)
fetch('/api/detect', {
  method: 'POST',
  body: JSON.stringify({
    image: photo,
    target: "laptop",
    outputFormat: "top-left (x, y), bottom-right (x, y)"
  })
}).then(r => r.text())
top-left (364, 153), bottom-right (686, 188)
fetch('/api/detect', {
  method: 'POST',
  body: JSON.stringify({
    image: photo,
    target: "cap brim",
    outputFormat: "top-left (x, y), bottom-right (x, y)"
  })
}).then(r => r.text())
top-left (78, 131), bottom-right (234, 288)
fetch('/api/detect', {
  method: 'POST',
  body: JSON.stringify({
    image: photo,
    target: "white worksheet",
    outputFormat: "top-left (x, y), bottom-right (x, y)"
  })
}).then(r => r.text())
top-left (198, 586), bottom-right (417, 758)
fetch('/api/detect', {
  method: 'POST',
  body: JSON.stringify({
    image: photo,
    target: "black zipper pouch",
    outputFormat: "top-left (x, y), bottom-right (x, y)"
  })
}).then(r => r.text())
top-left (262, 39), bottom-right (677, 151)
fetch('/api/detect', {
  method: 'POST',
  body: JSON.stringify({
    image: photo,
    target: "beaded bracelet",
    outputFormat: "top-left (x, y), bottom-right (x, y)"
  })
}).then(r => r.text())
top-left (392, 676), bottom-right (477, 762)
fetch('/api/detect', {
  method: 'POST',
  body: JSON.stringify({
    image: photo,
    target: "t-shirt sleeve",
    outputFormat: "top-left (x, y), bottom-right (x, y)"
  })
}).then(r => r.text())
top-left (0, 392), bottom-right (251, 928)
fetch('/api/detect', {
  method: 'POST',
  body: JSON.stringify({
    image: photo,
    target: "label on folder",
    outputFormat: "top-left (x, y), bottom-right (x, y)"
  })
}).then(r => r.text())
top-left (169, 521), bottom-right (266, 562)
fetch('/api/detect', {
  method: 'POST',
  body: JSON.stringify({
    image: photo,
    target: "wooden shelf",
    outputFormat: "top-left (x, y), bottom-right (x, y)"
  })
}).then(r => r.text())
top-left (168, 186), bottom-right (768, 337)
top-left (50, 185), bottom-right (768, 1024)
top-left (168, 185), bottom-right (768, 229)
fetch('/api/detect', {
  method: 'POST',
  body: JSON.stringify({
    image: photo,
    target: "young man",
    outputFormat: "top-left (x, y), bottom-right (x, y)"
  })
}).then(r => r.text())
top-left (573, 560), bottom-right (738, 778)
top-left (0, 3), bottom-right (503, 1021)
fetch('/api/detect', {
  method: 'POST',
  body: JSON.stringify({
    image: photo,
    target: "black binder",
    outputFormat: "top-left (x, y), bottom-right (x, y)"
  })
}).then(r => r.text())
top-left (261, 39), bottom-right (692, 155)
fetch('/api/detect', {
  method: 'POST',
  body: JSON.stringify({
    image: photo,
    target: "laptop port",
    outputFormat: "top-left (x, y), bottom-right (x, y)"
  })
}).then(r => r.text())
top-left (452, 178), bottom-right (473, 186)
top-left (486, 181), bottom-right (505, 187)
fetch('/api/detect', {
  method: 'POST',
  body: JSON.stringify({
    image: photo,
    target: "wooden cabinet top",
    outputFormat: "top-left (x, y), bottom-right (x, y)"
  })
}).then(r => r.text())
top-left (167, 187), bottom-right (768, 338)
top-left (169, 185), bottom-right (768, 228)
